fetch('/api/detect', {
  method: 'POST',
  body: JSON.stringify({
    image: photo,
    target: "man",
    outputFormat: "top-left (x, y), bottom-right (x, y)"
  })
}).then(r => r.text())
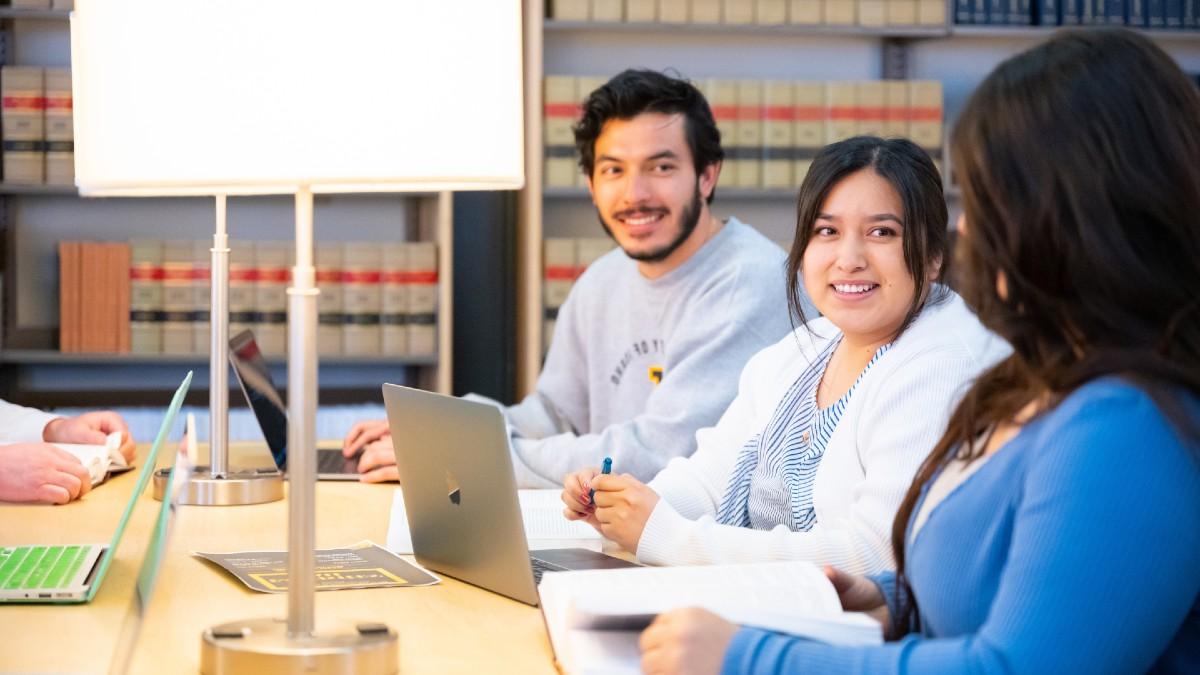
top-left (344, 69), bottom-right (801, 487)
top-left (0, 399), bottom-right (136, 504)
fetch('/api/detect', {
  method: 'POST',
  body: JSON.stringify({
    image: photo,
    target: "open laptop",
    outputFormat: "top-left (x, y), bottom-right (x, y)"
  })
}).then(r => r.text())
top-left (228, 329), bottom-right (360, 480)
top-left (382, 383), bottom-right (636, 607)
top-left (0, 371), bottom-right (192, 604)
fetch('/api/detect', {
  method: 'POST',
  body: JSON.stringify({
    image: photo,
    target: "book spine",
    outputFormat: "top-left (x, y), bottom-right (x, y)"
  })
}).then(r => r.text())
top-left (254, 242), bottom-right (289, 357)
top-left (129, 238), bottom-right (163, 354)
top-left (789, 0), bottom-right (823, 23)
top-left (342, 243), bottom-right (382, 356)
top-left (824, 0), bottom-right (858, 23)
top-left (405, 242), bottom-right (438, 358)
top-left (381, 243), bottom-right (408, 357)
top-left (1014, 0), bottom-right (1034, 22)
top-left (160, 240), bottom-right (195, 355)
top-left (2, 66), bottom-right (45, 184)
top-left (1165, 0), bottom-right (1182, 26)
top-left (228, 244), bottom-right (257, 341)
top-left (625, 0), bottom-right (659, 22)
top-left (551, 0), bottom-right (590, 20)
top-left (316, 242), bottom-right (343, 356)
top-left (58, 241), bottom-right (80, 352)
top-left (1061, 0), bottom-right (1082, 22)
top-left (192, 240), bottom-right (210, 356)
top-left (692, 0), bottom-right (723, 22)
top-left (724, 0), bottom-right (756, 23)
top-left (859, 0), bottom-right (887, 25)
top-left (43, 68), bottom-right (73, 187)
top-left (955, 0), bottom-right (975, 22)
top-left (825, 80), bottom-right (858, 144)
top-left (544, 76), bottom-right (580, 189)
top-left (660, 0), bottom-right (690, 22)
top-left (757, 0), bottom-right (788, 23)
top-left (543, 238), bottom-right (577, 351)
top-left (762, 81), bottom-right (794, 190)
top-left (882, 80), bottom-right (909, 138)
top-left (734, 79), bottom-right (763, 188)
top-left (705, 79), bottom-right (739, 186)
top-left (918, 0), bottom-right (948, 23)
top-left (574, 77), bottom-right (608, 188)
top-left (113, 242), bottom-right (131, 353)
top-left (1036, 0), bottom-right (1061, 24)
top-left (855, 81), bottom-right (886, 138)
top-left (973, 0), bottom-right (991, 23)
top-left (908, 80), bottom-right (944, 174)
top-left (591, 0), bottom-right (625, 21)
top-left (887, 0), bottom-right (919, 24)
top-left (792, 82), bottom-right (824, 184)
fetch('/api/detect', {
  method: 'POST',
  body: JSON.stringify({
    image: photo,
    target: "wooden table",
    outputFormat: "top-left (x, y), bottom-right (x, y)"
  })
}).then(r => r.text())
top-left (1, 444), bottom-right (559, 673)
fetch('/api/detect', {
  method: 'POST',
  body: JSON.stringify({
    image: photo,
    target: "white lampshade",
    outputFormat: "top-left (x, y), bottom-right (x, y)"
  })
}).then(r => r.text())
top-left (70, 0), bottom-right (525, 196)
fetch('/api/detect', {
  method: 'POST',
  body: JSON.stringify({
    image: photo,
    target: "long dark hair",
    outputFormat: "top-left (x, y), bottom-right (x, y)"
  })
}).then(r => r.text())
top-left (786, 136), bottom-right (949, 331)
top-left (890, 28), bottom-right (1200, 636)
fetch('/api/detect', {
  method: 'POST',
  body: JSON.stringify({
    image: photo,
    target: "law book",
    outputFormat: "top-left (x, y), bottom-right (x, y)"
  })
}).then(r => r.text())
top-left (1014, 0), bottom-right (1034, 22)
top-left (1, 432), bottom-right (127, 488)
top-left (43, 68), bottom-right (73, 186)
top-left (160, 240), bottom-right (195, 355)
top-left (191, 240), bottom-right (209, 356)
top-left (734, 79), bottom-right (763, 188)
top-left (792, 81), bottom-right (824, 184)
top-left (1036, 0), bottom-right (1061, 24)
top-left (625, 0), bottom-right (659, 22)
top-left (955, 0), bottom-right (975, 23)
top-left (111, 242), bottom-right (132, 353)
top-left (574, 77), bottom-right (608, 188)
top-left (1, 66), bottom-right (44, 184)
top-left (551, 0), bottom-right (591, 20)
top-left (789, 0), bottom-right (823, 23)
top-left (762, 80), bottom-right (794, 190)
top-left (908, 80), bottom-right (943, 171)
top-left (592, 0), bottom-right (625, 21)
top-left (858, 0), bottom-right (887, 25)
top-left (1079, 0), bottom-right (1096, 21)
top-left (58, 241), bottom-right (80, 352)
top-left (705, 79), bottom-right (739, 186)
top-left (404, 242), bottom-right (438, 358)
top-left (539, 561), bottom-right (882, 675)
top-left (973, 0), bottom-right (991, 23)
top-left (825, 81), bottom-right (858, 144)
top-left (76, 242), bottom-right (101, 352)
top-left (544, 76), bottom-right (580, 189)
top-left (660, 0), bottom-right (690, 22)
top-left (228, 243), bottom-right (257, 344)
top-left (882, 80), bottom-right (909, 138)
top-left (129, 238), bottom-right (163, 354)
top-left (343, 242), bottom-right (382, 356)
top-left (381, 243), bottom-right (408, 357)
top-left (315, 243), bottom-right (343, 356)
top-left (918, 0), bottom-right (948, 23)
top-left (1097, 0), bottom-right (1126, 22)
top-left (543, 238), bottom-right (577, 350)
top-left (824, 0), bottom-right (858, 23)
top-left (887, 0), bottom-right (919, 24)
top-left (254, 241), bottom-right (288, 357)
top-left (757, 0), bottom-right (788, 23)
top-left (989, 0), bottom-right (1012, 23)
top-left (724, 0), bottom-right (756, 23)
top-left (855, 81), bottom-right (886, 138)
top-left (692, 0), bottom-right (723, 22)
top-left (1062, 0), bottom-right (1084, 22)
top-left (1165, 0), bottom-right (1183, 26)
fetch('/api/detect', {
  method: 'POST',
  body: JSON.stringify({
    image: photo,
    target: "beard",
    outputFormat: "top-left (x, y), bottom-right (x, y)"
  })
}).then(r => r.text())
top-left (598, 184), bottom-right (704, 263)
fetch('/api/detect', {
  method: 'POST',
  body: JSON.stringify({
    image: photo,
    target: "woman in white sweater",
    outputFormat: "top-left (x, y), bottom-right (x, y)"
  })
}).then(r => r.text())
top-left (562, 136), bottom-right (1008, 575)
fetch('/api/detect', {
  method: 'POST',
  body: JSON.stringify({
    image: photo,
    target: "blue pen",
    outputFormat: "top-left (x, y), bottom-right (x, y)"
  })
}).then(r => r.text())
top-left (589, 457), bottom-right (612, 505)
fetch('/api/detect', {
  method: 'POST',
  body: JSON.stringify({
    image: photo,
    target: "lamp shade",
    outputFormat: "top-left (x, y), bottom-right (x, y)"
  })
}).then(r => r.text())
top-left (70, 0), bottom-right (525, 196)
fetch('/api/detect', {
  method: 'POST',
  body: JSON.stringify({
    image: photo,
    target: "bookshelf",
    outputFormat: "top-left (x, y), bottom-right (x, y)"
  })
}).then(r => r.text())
top-left (516, 0), bottom-right (1200, 397)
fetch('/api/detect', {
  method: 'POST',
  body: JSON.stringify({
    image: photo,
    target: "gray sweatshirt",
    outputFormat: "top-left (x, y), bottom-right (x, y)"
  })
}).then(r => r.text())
top-left (506, 218), bottom-right (796, 487)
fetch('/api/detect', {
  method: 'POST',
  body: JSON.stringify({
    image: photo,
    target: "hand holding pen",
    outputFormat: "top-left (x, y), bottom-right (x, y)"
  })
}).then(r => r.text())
top-left (561, 457), bottom-right (661, 554)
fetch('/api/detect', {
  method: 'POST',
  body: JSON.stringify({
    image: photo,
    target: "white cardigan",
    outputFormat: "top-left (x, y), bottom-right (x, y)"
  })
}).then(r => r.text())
top-left (638, 291), bottom-right (1010, 575)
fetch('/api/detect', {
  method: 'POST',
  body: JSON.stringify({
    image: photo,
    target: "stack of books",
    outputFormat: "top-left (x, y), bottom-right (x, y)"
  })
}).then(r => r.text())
top-left (1, 66), bottom-right (74, 186)
top-left (955, 1), bottom-right (1200, 27)
top-left (543, 238), bottom-right (616, 349)
top-left (548, 0), bottom-right (948, 26)
top-left (8, 0), bottom-right (75, 9)
top-left (545, 76), bottom-right (944, 190)
top-left (58, 241), bottom-right (131, 353)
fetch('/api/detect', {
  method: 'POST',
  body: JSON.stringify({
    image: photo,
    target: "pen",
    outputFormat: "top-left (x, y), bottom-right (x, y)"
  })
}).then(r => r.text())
top-left (589, 457), bottom-right (612, 505)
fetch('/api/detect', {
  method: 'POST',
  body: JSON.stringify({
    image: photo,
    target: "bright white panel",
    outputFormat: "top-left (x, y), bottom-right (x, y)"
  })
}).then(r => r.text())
top-left (71, 0), bottom-right (525, 195)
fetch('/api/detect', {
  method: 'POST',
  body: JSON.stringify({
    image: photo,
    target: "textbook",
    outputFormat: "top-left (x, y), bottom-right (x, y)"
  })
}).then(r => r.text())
top-left (19, 431), bottom-right (129, 487)
top-left (538, 561), bottom-right (883, 674)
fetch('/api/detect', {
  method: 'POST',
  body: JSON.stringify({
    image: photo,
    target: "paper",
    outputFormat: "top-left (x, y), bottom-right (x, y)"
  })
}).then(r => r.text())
top-left (194, 541), bottom-right (439, 593)
top-left (45, 431), bottom-right (127, 486)
top-left (387, 488), bottom-right (603, 555)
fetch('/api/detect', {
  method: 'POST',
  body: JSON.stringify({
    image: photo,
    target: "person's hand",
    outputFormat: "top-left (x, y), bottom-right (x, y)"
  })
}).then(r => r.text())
top-left (639, 608), bottom-right (738, 675)
top-left (561, 466), bottom-right (602, 532)
top-left (43, 411), bottom-right (136, 462)
top-left (590, 473), bottom-right (660, 553)
top-left (0, 443), bottom-right (92, 504)
top-left (342, 419), bottom-right (390, 458)
top-left (355, 436), bottom-right (399, 483)
top-left (825, 566), bottom-right (890, 630)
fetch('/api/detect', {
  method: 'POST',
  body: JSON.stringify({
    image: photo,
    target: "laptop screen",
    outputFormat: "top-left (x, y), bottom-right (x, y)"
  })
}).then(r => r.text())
top-left (228, 329), bottom-right (289, 470)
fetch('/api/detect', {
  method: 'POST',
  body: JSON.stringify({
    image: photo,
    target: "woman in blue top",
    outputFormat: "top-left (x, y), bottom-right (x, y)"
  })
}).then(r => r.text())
top-left (636, 28), bottom-right (1200, 675)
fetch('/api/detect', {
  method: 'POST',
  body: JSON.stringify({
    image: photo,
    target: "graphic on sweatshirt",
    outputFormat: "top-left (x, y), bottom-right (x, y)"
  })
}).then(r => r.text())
top-left (648, 366), bottom-right (663, 385)
top-left (609, 338), bottom-right (664, 386)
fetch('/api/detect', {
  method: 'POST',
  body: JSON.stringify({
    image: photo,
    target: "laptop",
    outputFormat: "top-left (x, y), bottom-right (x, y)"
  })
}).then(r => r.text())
top-left (382, 383), bottom-right (636, 607)
top-left (0, 371), bottom-right (192, 604)
top-left (228, 329), bottom-right (360, 480)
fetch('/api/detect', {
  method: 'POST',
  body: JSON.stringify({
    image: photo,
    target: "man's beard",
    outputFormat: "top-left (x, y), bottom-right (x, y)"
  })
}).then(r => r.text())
top-left (598, 185), bottom-right (704, 263)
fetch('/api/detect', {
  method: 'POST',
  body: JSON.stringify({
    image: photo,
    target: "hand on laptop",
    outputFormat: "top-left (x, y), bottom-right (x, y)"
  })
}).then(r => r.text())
top-left (343, 419), bottom-right (390, 457)
top-left (342, 419), bottom-right (398, 482)
top-left (562, 469), bottom-right (660, 553)
top-left (0, 443), bottom-right (92, 504)
top-left (43, 411), bottom-right (136, 462)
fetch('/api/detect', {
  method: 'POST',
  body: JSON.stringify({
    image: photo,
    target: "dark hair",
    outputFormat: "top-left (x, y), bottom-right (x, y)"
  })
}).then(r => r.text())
top-left (890, 28), bottom-right (1200, 637)
top-left (786, 136), bottom-right (949, 333)
top-left (573, 69), bottom-right (724, 204)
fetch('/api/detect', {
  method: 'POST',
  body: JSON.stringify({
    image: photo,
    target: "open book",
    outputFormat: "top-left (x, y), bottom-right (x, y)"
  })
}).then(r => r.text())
top-left (386, 488), bottom-right (603, 554)
top-left (49, 431), bottom-right (129, 487)
top-left (538, 561), bottom-right (883, 674)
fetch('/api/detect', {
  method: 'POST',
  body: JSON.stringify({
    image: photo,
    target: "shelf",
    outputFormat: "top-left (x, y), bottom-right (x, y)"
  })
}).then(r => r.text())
top-left (542, 186), bottom-right (799, 200)
top-left (950, 25), bottom-right (1200, 41)
top-left (0, 182), bottom-right (76, 195)
top-left (545, 20), bottom-right (949, 39)
top-left (0, 349), bottom-right (439, 367)
top-left (0, 8), bottom-right (70, 21)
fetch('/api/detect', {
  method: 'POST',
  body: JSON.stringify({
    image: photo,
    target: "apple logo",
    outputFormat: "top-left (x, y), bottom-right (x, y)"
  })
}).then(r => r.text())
top-left (446, 470), bottom-right (461, 506)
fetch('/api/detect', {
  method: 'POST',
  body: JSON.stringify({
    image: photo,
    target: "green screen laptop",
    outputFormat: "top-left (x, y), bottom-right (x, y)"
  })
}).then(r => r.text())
top-left (0, 371), bottom-right (192, 604)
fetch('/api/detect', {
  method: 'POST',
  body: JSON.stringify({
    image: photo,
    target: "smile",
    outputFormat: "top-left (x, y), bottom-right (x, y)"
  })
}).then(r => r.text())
top-left (831, 283), bottom-right (879, 295)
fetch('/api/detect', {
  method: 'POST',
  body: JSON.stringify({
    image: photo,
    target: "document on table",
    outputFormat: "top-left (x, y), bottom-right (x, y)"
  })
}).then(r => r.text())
top-left (195, 541), bottom-right (439, 593)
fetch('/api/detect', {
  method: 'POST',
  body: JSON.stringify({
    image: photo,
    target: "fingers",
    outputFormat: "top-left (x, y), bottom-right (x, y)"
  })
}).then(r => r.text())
top-left (359, 464), bottom-right (399, 484)
top-left (343, 420), bottom-right (389, 457)
top-left (561, 467), bottom-right (599, 517)
top-left (35, 483), bottom-right (72, 505)
top-left (356, 440), bottom-right (396, 474)
top-left (117, 432), bottom-right (137, 463)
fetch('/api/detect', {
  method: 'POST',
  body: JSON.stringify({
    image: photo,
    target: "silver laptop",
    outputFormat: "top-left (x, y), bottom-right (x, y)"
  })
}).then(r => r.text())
top-left (0, 371), bottom-right (192, 604)
top-left (382, 383), bottom-right (636, 606)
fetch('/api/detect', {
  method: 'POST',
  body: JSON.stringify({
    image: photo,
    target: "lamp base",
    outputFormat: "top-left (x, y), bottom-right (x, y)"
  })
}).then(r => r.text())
top-left (200, 617), bottom-right (398, 675)
top-left (153, 467), bottom-right (284, 505)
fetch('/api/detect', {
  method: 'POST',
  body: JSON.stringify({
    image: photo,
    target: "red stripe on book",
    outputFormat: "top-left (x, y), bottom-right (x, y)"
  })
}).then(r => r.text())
top-left (736, 106), bottom-right (762, 121)
top-left (229, 269), bottom-right (259, 282)
top-left (710, 105), bottom-right (738, 120)
top-left (130, 266), bottom-right (164, 281)
top-left (793, 105), bottom-right (824, 121)
top-left (161, 268), bottom-right (193, 282)
top-left (258, 269), bottom-right (290, 283)
top-left (543, 103), bottom-right (582, 117)
top-left (2, 96), bottom-right (46, 109)
top-left (342, 271), bottom-right (382, 284)
top-left (857, 106), bottom-right (887, 119)
top-left (545, 265), bottom-right (576, 281)
top-left (828, 106), bottom-right (864, 121)
top-left (908, 107), bottom-right (942, 121)
top-left (315, 271), bottom-right (342, 283)
top-left (44, 98), bottom-right (72, 110)
top-left (764, 106), bottom-right (794, 121)
top-left (396, 271), bottom-right (438, 284)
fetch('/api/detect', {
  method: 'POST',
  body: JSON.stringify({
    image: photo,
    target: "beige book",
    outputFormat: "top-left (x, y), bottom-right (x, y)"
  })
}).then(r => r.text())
top-left (404, 242), bottom-right (438, 358)
top-left (129, 239), bottom-right (163, 354)
top-left (576, 239), bottom-right (614, 270)
top-left (824, 81), bottom-right (857, 144)
top-left (52, 0), bottom-right (74, 8)
top-left (254, 242), bottom-right (289, 357)
top-left (160, 240), bottom-right (195, 355)
top-left (660, 0), bottom-right (689, 22)
top-left (381, 243), bottom-right (408, 357)
top-left (228, 244), bottom-right (257, 341)
top-left (315, 243), bottom-right (343, 356)
top-left (544, 76), bottom-right (580, 188)
top-left (11, 0), bottom-right (51, 8)
top-left (551, 0), bottom-right (590, 20)
top-left (625, 0), bottom-right (658, 21)
top-left (704, 79), bottom-right (739, 186)
top-left (882, 81), bottom-right (909, 138)
top-left (886, 0), bottom-right (918, 24)
top-left (592, 0), bottom-right (624, 21)
top-left (543, 238), bottom-right (577, 351)
top-left (762, 81), bottom-right (793, 190)
top-left (908, 80), bottom-right (943, 153)
top-left (735, 80), bottom-right (763, 189)
top-left (793, 82), bottom-right (824, 184)
top-left (191, 240), bottom-right (210, 356)
top-left (575, 77), bottom-right (609, 188)
top-left (724, 0), bottom-right (755, 23)
top-left (789, 0), bottom-right (823, 23)
top-left (855, 81), bottom-right (886, 138)
top-left (823, 0), bottom-right (857, 24)
top-left (1, 66), bottom-right (44, 184)
top-left (756, 0), bottom-right (788, 23)
top-left (857, 0), bottom-right (886, 26)
top-left (343, 242), bottom-right (383, 356)
top-left (692, 0), bottom-right (722, 22)
top-left (917, 0), bottom-right (946, 25)
top-left (43, 68), bottom-right (73, 186)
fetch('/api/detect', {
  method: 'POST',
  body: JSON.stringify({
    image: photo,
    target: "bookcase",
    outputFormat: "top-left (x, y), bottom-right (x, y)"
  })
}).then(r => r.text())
top-left (0, 8), bottom-right (455, 407)
top-left (516, 0), bottom-right (1200, 396)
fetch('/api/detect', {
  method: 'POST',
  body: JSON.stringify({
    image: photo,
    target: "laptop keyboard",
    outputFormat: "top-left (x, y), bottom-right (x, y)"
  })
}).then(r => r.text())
top-left (318, 449), bottom-right (352, 475)
top-left (0, 546), bottom-right (90, 590)
top-left (530, 555), bottom-right (569, 585)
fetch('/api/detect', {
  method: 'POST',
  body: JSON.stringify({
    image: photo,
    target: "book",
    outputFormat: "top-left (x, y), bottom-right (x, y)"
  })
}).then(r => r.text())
top-left (387, 489), bottom-right (604, 555)
top-left (129, 238), bottom-right (163, 354)
top-left (1062, 0), bottom-right (1084, 22)
top-left (539, 561), bottom-right (883, 674)
top-left (592, 0), bottom-right (625, 21)
top-left (1165, 0), bottom-right (1182, 26)
top-left (660, 0), bottom-right (690, 22)
top-left (692, 0), bottom-right (723, 22)
top-left (859, 0), bottom-right (887, 25)
top-left (757, 0), bottom-right (789, 23)
top-left (160, 240), bottom-right (195, 354)
top-left (574, 77), bottom-right (608, 188)
top-left (405, 242), bottom-right (438, 358)
top-left (824, 0), bottom-right (858, 24)
top-left (882, 80), bottom-right (909, 138)
top-left (1014, 0), bottom-right (1035, 22)
top-left (43, 68), bottom-right (72, 186)
top-left (825, 80), bottom-right (858, 144)
top-left (918, 0), bottom-right (948, 23)
top-left (908, 80), bottom-right (944, 169)
top-left (544, 238), bottom-right (577, 350)
top-left (990, 0), bottom-right (1012, 23)
top-left (253, 241), bottom-right (289, 357)
top-left (724, 0), bottom-right (756, 23)
top-left (789, 0), bottom-right (823, 23)
top-left (625, 0), bottom-right (659, 22)
top-left (191, 240), bottom-right (209, 356)
top-left (228, 244), bottom-right (257, 344)
top-left (544, 76), bottom-right (580, 189)
top-left (793, 82), bottom-right (824, 185)
top-left (734, 79), bottom-right (764, 188)
top-left (704, 79), bottom-right (739, 186)
top-left (1, 66), bottom-right (44, 184)
top-left (24, 432), bottom-right (129, 487)
top-left (855, 80), bottom-right (886, 138)
top-left (111, 242), bottom-right (132, 353)
top-left (342, 242), bottom-right (382, 356)
top-left (1036, 0), bottom-right (1061, 24)
top-left (887, 0), bottom-right (919, 24)
top-left (315, 242), bottom-right (343, 356)
top-left (381, 243), bottom-right (408, 357)
top-left (762, 80), bottom-right (794, 190)
top-left (552, 0), bottom-right (591, 20)
top-left (58, 241), bottom-right (80, 352)
top-left (955, 0), bottom-right (975, 23)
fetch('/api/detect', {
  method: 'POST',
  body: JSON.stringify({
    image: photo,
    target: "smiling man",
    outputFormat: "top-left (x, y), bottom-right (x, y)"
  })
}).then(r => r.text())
top-left (344, 69), bottom-right (801, 487)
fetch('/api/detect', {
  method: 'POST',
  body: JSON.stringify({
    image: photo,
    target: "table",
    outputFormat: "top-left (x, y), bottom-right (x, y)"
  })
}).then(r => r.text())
top-left (1, 444), bottom-right (560, 673)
